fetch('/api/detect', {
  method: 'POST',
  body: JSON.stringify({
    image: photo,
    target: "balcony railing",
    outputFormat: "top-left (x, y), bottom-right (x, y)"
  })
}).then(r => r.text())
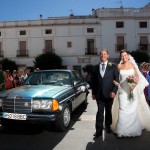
top-left (85, 48), bottom-right (97, 55)
top-left (17, 50), bottom-right (29, 57)
top-left (115, 44), bottom-right (127, 52)
top-left (43, 49), bottom-right (55, 54)
top-left (0, 50), bottom-right (4, 57)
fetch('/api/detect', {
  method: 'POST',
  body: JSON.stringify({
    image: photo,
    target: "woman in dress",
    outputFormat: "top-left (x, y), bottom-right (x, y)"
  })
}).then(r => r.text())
top-left (5, 70), bottom-right (13, 90)
top-left (112, 49), bottom-right (150, 137)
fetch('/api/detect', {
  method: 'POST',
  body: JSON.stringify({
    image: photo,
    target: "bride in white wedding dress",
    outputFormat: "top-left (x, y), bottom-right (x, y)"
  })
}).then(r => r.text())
top-left (111, 49), bottom-right (150, 137)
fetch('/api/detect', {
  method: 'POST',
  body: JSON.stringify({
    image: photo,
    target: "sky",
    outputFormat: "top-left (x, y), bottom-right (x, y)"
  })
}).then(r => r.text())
top-left (0, 0), bottom-right (150, 21)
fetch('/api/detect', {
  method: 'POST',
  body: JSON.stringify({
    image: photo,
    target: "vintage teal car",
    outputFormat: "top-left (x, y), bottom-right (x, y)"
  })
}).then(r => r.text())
top-left (0, 70), bottom-right (89, 131)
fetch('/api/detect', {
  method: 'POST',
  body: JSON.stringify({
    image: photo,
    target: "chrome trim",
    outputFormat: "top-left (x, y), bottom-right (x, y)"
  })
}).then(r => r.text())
top-left (59, 93), bottom-right (76, 104)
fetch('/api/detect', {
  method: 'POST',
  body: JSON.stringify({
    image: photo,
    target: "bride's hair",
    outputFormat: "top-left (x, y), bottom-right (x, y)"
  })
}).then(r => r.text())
top-left (120, 49), bottom-right (130, 56)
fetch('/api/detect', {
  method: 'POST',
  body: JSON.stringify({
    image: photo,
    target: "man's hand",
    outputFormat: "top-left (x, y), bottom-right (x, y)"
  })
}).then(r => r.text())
top-left (110, 92), bottom-right (116, 98)
top-left (113, 80), bottom-right (119, 86)
top-left (92, 95), bottom-right (96, 100)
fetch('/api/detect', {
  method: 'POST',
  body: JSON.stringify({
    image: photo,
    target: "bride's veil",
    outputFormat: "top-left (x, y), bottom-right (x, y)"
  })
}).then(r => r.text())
top-left (129, 55), bottom-right (150, 131)
top-left (129, 55), bottom-right (149, 90)
top-left (111, 54), bottom-right (150, 131)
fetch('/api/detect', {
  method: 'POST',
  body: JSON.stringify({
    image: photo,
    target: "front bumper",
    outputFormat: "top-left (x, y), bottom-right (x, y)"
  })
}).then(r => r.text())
top-left (0, 111), bottom-right (61, 123)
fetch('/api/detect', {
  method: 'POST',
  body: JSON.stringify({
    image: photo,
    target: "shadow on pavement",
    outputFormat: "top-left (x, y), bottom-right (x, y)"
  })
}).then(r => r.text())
top-left (86, 130), bottom-right (150, 150)
top-left (0, 104), bottom-right (88, 150)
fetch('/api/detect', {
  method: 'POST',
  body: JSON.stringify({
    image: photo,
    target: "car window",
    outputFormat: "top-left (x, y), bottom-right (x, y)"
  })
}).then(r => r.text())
top-left (25, 71), bottom-right (71, 86)
top-left (72, 71), bottom-right (80, 82)
top-left (76, 71), bottom-right (83, 82)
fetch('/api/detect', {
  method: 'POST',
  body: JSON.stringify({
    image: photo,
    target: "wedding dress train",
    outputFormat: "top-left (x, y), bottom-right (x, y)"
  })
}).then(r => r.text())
top-left (111, 68), bottom-right (150, 137)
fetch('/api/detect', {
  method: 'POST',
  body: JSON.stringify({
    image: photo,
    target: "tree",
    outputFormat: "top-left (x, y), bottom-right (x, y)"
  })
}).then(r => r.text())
top-left (33, 53), bottom-right (62, 70)
top-left (82, 64), bottom-right (94, 73)
top-left (130, 50), bottom-right (150, 63)
top-left (0, 58), bottom-right (18, 73)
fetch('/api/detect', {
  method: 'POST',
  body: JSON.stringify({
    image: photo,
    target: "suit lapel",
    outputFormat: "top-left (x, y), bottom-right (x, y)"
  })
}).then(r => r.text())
top-left (96, 64), bottom-right (102, 78)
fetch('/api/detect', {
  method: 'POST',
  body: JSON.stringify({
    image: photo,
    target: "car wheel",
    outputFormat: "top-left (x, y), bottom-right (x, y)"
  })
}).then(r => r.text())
top-left (55, 105), bottom-right (71, 132)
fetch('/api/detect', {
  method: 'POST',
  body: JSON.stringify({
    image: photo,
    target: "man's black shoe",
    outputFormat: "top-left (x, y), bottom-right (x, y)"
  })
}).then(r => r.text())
top-left (93, 132), bottom-right (102, 138)
top-left (106, 128), bottom-right (112, 134)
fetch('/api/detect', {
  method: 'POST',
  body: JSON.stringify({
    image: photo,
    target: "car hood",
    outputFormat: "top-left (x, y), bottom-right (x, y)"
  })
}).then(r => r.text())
top-left (0, 85), bottom-right (71, 99)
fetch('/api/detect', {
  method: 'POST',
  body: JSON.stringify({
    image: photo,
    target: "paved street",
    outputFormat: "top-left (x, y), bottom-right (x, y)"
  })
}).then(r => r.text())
top-left (0, 90), bottom-right (150, 150)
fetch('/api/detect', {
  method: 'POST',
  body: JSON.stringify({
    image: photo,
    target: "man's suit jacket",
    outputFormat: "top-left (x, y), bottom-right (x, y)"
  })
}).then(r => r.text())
top-left (91, 62), bottom-right (119, 99)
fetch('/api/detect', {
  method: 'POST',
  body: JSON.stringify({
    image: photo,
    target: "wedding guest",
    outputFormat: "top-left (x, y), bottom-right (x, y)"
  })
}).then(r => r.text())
top-left (5, 70), bottom-right (13, 90)
top-left (22, 68), bottom-right (28, 82)
top-left (17, 69), bottom-right (25, 85)
top-left (13, 70), bottom-right (22, 87)
top-left (142, 63), bottom-right (150, 102)
top-left (146, 64), bottom-right (150, 106)
top-left (0, 64), bottom-right (7, 91)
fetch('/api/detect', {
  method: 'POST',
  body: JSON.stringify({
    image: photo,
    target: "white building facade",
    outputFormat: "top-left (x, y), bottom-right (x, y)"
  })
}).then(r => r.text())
top-left (0, 3), bottom-right (150, 71)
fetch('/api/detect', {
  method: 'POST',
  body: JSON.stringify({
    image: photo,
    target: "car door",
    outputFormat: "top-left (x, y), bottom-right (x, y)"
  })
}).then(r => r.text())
top-left (72, 71), bottom-right (86, 108)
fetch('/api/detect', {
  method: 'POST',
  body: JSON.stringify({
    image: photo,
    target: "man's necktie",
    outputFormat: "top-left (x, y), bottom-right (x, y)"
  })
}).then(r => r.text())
top-left (102, 63), bottom-right (105, 71)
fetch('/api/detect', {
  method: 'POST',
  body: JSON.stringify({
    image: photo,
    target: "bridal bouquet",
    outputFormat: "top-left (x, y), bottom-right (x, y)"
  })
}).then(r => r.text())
top-left (126, 76), bottom-right (138, 101)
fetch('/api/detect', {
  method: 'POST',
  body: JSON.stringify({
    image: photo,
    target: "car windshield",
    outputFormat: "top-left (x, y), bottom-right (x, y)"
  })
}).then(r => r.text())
top-left (24, 71), bottom-right (72, 86)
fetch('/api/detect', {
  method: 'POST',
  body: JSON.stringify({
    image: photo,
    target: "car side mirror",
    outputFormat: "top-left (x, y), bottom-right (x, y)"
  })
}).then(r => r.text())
top-left (73, 81), bottom-right (79, 86)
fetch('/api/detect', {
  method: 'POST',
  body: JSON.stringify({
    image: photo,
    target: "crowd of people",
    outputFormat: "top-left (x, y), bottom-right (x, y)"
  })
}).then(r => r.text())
top-left (0, 66), bottom-right (28, 91)
top-left (0, 64), bottom-right (40, 91)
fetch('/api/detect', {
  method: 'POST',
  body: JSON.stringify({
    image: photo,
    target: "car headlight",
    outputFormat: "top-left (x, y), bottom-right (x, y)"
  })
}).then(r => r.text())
top-left (32, 99), bottom-right (59, 112)
top-left (32, 100), bottom-right (52, 110)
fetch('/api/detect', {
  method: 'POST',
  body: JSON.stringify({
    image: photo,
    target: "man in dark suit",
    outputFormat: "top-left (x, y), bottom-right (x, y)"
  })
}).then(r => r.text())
top-left (91, 49), bottom-right (119, 138)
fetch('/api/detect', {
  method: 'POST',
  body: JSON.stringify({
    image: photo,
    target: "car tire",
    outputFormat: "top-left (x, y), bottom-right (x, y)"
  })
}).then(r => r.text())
top-left (55, 105), bottom-right (71, 132)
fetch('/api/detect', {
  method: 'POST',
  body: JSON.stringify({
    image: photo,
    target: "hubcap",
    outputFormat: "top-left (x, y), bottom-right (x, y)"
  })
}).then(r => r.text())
top-left (63, 108), bottom-right (70, 127)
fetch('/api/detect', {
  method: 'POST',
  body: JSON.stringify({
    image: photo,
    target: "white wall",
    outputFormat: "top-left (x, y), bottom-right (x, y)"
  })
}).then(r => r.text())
top-left (0, 7), bottom-right (150, 69)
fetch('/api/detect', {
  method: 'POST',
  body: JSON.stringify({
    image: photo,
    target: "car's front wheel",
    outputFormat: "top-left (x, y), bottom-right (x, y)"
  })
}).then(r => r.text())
top-left (55, 105), bottom-right (71, 132)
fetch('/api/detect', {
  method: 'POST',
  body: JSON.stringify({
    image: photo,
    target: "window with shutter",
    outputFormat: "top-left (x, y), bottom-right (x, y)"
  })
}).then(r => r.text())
top-left (45, 40), bottom-right (52, 53)
top-left (116, 36), bottom-right (125, 52)
top-left (139, 36), bottom-right (148, 51)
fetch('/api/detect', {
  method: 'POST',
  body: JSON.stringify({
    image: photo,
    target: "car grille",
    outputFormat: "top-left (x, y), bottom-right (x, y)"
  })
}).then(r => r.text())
top-left (2, 98), bottom-right (32, 113)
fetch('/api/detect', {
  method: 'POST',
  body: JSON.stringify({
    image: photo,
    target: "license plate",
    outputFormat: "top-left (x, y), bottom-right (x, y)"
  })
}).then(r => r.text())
top-left (2, 112), bottom-right (27, 120)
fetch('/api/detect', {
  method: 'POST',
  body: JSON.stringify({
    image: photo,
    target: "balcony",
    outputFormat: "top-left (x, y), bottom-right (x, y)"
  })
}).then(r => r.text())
top-left (0, 50), bottom-right (4, 57)
top-left (115, 44), bottom-right (127, 52)
top-left (17, 50), bottom-right (29, 57)
top-left (43, 49), bottom-right (55, 54)
top-left (85, 48), bottom-right (97, 55)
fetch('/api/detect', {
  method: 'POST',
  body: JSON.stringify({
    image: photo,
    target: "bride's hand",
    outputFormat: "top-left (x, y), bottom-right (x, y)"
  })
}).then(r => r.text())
top-left (130, 85), bottom-right (135, 91)
top-left (113, 80), bottom-right (119, 86)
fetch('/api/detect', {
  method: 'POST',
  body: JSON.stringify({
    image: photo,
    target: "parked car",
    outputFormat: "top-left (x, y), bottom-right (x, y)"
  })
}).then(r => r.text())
top-left (0, 70), bottom-right (89, 131)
